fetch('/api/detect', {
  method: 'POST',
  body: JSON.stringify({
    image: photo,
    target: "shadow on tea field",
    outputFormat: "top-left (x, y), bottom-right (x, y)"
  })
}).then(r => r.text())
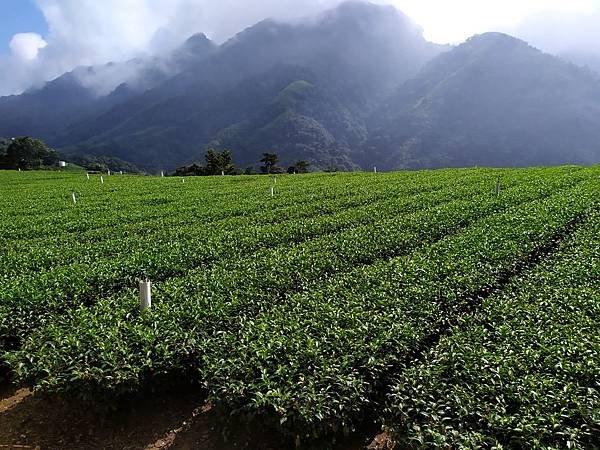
top-left (0, 381), bottom-right (385, 450)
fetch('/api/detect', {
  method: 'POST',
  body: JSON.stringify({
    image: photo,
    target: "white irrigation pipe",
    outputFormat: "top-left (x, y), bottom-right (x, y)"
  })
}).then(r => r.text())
top-left (139, 279), bottom-right (152, 311)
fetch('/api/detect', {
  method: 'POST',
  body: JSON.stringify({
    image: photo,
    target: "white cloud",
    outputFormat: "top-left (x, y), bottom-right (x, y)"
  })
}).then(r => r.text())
top-left (0, 0), bottom-right (345, 96)
top-left (1, 0), bottom-right (600, 96)
top-left (9, 32), bottom-right (48, 61)
top-left (389, 0), bottom-right (599, 44)
top-left (511, 9), bottom-right (600, 52)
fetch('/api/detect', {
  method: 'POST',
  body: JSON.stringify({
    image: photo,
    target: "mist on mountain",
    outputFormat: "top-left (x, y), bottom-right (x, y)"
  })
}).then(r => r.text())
top-left (511, 9), bottom-right (600, 74)
top-left (1, 1), bottom-right (599, 171)
top-left (367, 32), bottom-right (600, 169)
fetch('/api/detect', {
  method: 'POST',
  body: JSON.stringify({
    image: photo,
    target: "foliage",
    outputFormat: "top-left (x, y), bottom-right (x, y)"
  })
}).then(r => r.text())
top-left (174, 149), bottom-right (237, 176)
top-left (0, 138), bottom-right (9, 156)
top-left (260, 152), bottom-right (281, 174)
top-left (0, 137), bottom-right (59, 170)
top-left (174, 163), bottom-right (204, 176)
top-left (0, 166), bottom-right (598, 447)
top-left (287, 160), bottom-right (310, 174)
top-left (369, 33), bottom-right (600, 169)
top-left (3, 8), bottom-right (600, 172)
top-left (0, 2), bottom-right (443, 172)
top-left (387, 211), bottom-right (600, 449)
top-left (204, 149), bottom-right (236, 175)
top-left (64, 153), bottom-right (142, 173)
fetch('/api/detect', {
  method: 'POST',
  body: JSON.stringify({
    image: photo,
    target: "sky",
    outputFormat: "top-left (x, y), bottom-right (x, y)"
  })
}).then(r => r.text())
top-left (0, 0), bottom-right (47, 56)
top-left (395, 0), bottom-right (598, 43)
top-left (0, 0), bottom-right (599, 96)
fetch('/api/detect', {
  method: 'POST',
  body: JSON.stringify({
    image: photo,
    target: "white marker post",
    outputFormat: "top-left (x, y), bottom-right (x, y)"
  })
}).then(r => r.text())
top-left (108, 170), bottom-right (111, 176)
top-left (271, 186), bottom-right (275, 197)
top-left (120, 170), bottom-right (123, 175)
top-left (161, 171), bottom-right (164, 178)
top-left (139, 279), bottom-right (152, 312)
top-left (222, 170), bottom-right (225, 176)
top-left (71, 192), bottom-right (77, 204)
top-left (182, 178), bottom-right (185, 183)
top-left (100, 176), bottom-right (104, 184)
top-left (86, 173), bottom-right (90, 180)
top-left (374, 166), bottom-right (377, 173)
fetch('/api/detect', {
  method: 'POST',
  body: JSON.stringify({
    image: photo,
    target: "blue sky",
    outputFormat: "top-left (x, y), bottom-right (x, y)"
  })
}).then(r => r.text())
top-left (0, 0), bottom-right (47, 55)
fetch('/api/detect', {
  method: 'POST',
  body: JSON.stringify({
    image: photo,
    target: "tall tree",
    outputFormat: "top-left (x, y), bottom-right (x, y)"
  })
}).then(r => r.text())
top-left (294, 160), bottom-right (310, 174)
top-left (205, 149), bottom-right (236, 175)
top-left (174, 149), bottom-right (237, 176)
top-left (260, 152), bottom-right (279, 174)
top-left (0, 137), bottom-right (58, 170)
top-left (0, 138), bottom-right (9, 157)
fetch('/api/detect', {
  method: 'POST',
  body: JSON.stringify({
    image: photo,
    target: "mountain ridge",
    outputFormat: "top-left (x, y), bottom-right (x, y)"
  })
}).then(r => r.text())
top-left (365, 31), bottom-right (600, 169)
top-left (54, 0), bottom-right (445, 170)
top-left (1, 2), bottom-right (599, 171)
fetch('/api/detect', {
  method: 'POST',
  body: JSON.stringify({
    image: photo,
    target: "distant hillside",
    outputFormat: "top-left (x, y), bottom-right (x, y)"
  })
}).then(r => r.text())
top-left (0, 32), bottom-right (217, 148)
top-left (57, 1), bottom-right (443, 171)
top-left (0, 1), bottom-right (445, 171)
top-left (366, 33), bottom-right (600, 169)
top-left (1, 3), bottom-right (600, 170)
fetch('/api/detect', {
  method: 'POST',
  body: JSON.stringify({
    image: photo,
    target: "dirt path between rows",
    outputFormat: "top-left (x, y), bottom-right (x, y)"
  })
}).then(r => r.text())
top-left (0, 382), bottom-right (387, 450)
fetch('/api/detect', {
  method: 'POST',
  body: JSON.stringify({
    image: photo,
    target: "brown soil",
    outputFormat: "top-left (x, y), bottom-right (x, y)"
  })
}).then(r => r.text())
top-left (0, 382), bottom-right (389, 450)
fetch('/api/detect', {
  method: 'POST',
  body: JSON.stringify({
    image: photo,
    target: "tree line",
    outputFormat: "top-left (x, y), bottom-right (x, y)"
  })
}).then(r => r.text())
top-left (174, 149), bottom-right (310, 176)
top-left (0, 137), bottom-right (59, 170)
top-left (0, 137), bottom-right (312, 176)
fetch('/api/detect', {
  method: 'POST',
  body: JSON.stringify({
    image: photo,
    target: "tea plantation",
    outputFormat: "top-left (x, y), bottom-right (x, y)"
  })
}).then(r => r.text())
top-left (0, 167), bottom-right (598, 448)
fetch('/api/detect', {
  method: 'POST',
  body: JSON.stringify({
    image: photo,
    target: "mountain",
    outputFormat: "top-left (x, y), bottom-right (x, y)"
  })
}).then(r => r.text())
top-left (1, 4), bottom-right (600, 171)
top-left (0, 1), bottom-right (445, 171)
top-left (56, 1), bottom-right (444, 170)
top-left (558, 50), bottom-right (600, 75)
top-left (0, 32), bottom-right (218, 150)
top-left (366, 32), bottom-right (600, 169)
top-left (209, 74), bottom-right (365, 170)
top-left (0, 72), bottom-right (97, 140)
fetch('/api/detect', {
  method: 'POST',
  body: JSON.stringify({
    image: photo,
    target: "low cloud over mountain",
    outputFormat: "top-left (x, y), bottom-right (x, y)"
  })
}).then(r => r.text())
top-left (1, 1), bottom-right (600, 171)
top-left (0, 0), bottom-right (349, 96)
